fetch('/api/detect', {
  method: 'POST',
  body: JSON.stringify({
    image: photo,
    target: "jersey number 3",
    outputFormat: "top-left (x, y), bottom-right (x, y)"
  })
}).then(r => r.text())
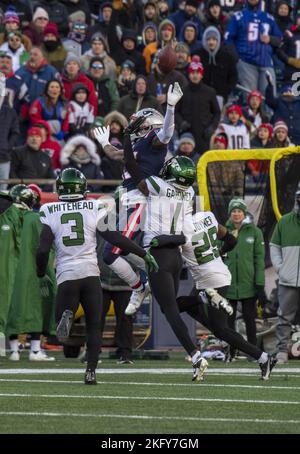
top-left (61, 213), bottom-right (85, 246)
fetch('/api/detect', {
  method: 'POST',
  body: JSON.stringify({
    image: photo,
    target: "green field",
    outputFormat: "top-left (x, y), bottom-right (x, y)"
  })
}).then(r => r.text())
top-left (0, 352), bottom-right (300, 434)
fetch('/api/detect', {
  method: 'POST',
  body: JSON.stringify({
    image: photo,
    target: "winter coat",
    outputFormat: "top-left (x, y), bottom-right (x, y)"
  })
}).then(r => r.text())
top-left (34, 0), bottom-right (69, 36)
top-left (0, 103), bottom-right (19, 163)
top-left (29, 96), bottom-right (68, 141)
top-left (0, 32), bottom-right (32, 52)
top-left (176, 81), bottom-right (220, 155)
top-left (116, 84), bottom-right (162, 120)
top-left (0, 41), bottom-right (29, 72)
top-left (5, 72), bottom-right (28, 111)
top-left (34, 119), bottom-right (62, 171)
top-left (40, 42), bottom-right (68, 72)
top-left (112, 46), bottom-right (146, 76)
top-left (200, 9), bottom-right (229, 38)
top-left (179, 21), bottom-right (202, 54)
top-left (270, 211), bottom-right (300, 287)
top-left (225, 219), bottom-right (265, 299)
top-left (10, 144), bottom-right (55, 182)
top-left (80, 49), bottom-right (117, 80)
top-left (61, 71), bottom-right (98, 115)
top-left (266, 84), bottom-right (300, 145)
top-left (143, 19), bottom-right (176, 74)
top-left (196, 27), bottom-right (238, 102)
top-left (169, 9), bottom-right (203, 40)
top-left (147, 69), bottom-right (188, 111)
top-left (87, 74), bottom-right (120, 117)
top-left (23, 23), bottom-right (45, 47)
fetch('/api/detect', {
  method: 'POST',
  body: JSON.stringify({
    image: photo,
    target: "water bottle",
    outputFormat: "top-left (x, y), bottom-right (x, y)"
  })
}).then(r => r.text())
top-left (156, 83), bottom-right (162, 96)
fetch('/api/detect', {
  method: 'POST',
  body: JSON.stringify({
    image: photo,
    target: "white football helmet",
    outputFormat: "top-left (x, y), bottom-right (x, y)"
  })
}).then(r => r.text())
top-left (129, 108), bottom-right (164, 141)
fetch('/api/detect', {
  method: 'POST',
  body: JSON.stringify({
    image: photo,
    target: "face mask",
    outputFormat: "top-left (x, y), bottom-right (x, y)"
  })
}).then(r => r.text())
top-left (44, 40), bottom-right (59, 51)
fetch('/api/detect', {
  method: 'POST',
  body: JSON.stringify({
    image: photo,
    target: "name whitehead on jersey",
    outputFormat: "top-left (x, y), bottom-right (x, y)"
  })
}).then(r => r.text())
top-left (46, 201), bottom-right (94, 214)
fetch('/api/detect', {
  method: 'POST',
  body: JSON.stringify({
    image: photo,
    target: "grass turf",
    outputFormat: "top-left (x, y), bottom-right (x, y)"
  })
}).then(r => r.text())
top-left (0, 352), bottom-right (300, 434)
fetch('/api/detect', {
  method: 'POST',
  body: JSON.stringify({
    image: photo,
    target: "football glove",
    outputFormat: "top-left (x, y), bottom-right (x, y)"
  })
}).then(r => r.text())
top-left (167, 82), bottom-right (183, 107)
top-left (39, 275), bottom-right (52, 298)
top-left (93, 126), bottom-right (110, 148)
top-left (144, 251), bottom-right (159, 273)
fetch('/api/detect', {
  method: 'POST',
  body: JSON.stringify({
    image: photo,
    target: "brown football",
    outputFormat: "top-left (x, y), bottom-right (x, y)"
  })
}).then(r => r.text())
top-left (158, 45), bottom-right (177, 74)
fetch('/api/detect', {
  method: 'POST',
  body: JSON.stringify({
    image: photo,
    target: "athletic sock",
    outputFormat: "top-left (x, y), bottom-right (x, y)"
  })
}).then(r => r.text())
top-left (191, 350), bottom-right (201, 364)
top-left (258, 352), bottom-right (268, 364)
top-left (31, 340), bottom-right (41, 353)
top-left (109, 256), bottom-right (142, 289)
top-left (9, 339), bottom-right (19, 353)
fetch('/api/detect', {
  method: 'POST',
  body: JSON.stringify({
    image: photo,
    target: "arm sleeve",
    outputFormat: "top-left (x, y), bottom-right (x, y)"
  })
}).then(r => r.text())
top-left (156, 105), bottom-right (175, 144)
top-left (270, 244), bottom-right (283, 273)
top-left (99, 230), bottom-right (146, 258)
top-left (36, 224), bottom-right (55, 277)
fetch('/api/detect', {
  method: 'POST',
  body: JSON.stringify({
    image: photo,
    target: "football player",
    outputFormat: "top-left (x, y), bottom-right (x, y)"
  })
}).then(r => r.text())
top-left (36, 168), bottom-right (158, 385)
top-left (93, 83), bottom-right (183, 315)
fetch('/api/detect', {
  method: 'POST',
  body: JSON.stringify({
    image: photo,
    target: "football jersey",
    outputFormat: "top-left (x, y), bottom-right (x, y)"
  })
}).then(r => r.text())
top-left (182, 211), bottom-right (231, 289)
top-left (40, 199), bottom-right (107, 284)
top-left (123, 130), bottom-right (167, 191)
top-left (143, 175), bottom-right (194, 247)
top-left (218, 122), bottom-right (250, 149)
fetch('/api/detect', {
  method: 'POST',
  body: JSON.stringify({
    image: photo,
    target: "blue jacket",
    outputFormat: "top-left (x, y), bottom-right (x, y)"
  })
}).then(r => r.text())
top-left (15, 63), bottom-right (60, 104)
top-left (169, 10), bottom-right (203, 40)
top-left (224, 0), bottom-right (281, 67)
top-left (266, 84), bottom-right (300, 145)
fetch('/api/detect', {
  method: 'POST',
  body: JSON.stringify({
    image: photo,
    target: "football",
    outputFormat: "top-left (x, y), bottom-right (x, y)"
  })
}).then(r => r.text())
top-left (158, 45), bottom-right (177, 74)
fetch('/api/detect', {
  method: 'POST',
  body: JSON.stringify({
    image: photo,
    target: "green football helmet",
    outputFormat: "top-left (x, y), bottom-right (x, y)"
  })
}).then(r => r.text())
top-left (9, 184), bottom-right (35, 208)
top-left (56, 168), bottom-right (87, 201)
top-left (160, 156), bottom-right (196, 189)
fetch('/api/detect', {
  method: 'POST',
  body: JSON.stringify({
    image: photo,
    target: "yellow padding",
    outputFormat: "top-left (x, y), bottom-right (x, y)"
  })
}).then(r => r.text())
top-left (74, 301), bottom-right (115, 320)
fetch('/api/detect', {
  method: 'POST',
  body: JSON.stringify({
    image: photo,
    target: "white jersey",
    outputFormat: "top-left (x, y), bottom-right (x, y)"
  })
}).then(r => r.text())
top-left (40, 199), bottom-right (107, 285)
top-left (182, 211), bottom-right (231, 289)
top-left (67, 100), bottom-right (94, 130)
top-left (143, 176), bottom-right (194, 246)
top-left (218, 122), bottom-right (250, 149)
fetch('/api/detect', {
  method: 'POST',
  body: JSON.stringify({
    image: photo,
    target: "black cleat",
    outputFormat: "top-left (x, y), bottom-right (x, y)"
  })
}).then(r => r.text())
top-left (85, 368), bottom-right (97, 385)
top-left (117, 357), bottom-right (134, 365)
top-left (260, 355), bottom-right (277, 380)
top-left (56, 310), bottom-right (74, 343)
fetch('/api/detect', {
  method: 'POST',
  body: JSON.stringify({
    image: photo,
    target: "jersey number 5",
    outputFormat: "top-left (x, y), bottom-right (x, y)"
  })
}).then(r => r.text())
top-left (61, 213), bottom-right (85, 246)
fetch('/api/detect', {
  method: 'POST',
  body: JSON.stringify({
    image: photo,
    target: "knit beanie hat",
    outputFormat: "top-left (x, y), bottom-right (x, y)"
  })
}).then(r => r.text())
top-left (64, 53), bottom-right (81, 68)
top-left (43, 23), bottom-right (59, 38)
top-left (228, 198), bottom-right (247, 214)
top-left (33, 7), bottom-right (49, 22)
top-left (4, 6), bottom-right (20, 25)
top-left (258, 122), bottom-right (273, 138)
top-left (178, 132), bottom-right (195, 147)
top-left (273, 120), bottom-right (288, 133)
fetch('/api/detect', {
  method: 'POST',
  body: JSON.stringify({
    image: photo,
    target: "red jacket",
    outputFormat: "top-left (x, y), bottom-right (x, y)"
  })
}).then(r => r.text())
top-left (33, 119), bottom-right (62, 171)
top-left (61, 72), bottom-right (98, 115)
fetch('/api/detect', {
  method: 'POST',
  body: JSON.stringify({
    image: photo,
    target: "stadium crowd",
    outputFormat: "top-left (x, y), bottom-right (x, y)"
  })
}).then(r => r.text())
top-left (0, 0), bottom-right (300, 368)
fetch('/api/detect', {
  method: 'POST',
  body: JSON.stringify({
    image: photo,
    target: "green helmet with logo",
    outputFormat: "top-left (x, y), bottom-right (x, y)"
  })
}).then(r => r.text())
top-left (9, 184), bottom-right (35, 208)
top-left (160, 156), bottom-right (196, 189)
top-left (56, 168), bottom-right (87, 201)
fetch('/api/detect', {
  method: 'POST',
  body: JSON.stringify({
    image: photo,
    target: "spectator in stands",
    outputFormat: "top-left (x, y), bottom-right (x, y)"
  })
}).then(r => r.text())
top-left (143, 19), bottom-right (176, 74)
top-left (116, 75), bottom-right (162, 120)
top-left (63, 20), bottom-right (90, 56)
top-left (140, 1), bottom-right (160, 30)
top-left (33, 1), bottom-right (69, 36)
top-left (104, 110), bottom-right (128, 151)
top-left (271, 120), bottom-right (295, 147)
top-left (0, 30), bottom-right (28, 72)
top-left (10, 127), bottom-right (55, 190)
top-left (63, 0), bottom-right (91, 25)
top-left (139, 22), bottom-right (158, 53)
top-left (34, 120), bottom-right (62, 173)
top-left (0, 74), bottom-right (19, 190)
top-left (0, 7), bottom-right (32, 52)
top-left (0, 1), bottom-right (32, 28)
top-left (273, 0), bottom-right (293, 34)
top-left (196, 26), bottom-right (238, 108)
top-left (265, 76), bottom-right (300, 145)
top-left (248, 123), bottom-right (273, 180)
top-left (66, 83), bottom-right (95, 137)
top-left (176, 59), bottom-right (220, 155)
top-left (270, 184), bottom-right (300, 363)
top-left (175, 42), bottom-right (191, 78)
top-left (225, 198), bottom-right (266, 356)
top-left (169, 0), bottom-right (203, 40)
top-left (23, 7), bottom-right (49, 47)
top-left (87, 57), bottom-right (119, 117)
top-left (61, 53), bottom-right (98, 114)
top-left (41, 23), bottom-right (67, 72)
top-left (215, 104), bottom-right (250, 149)
top-left (117, 60), bottom-right (136, 97)
top-left (275, 10), bottom-right (300, 83)
top-left (242, 89), bottom-right (270, 131)
top-left (0, 52), bottom-right (28, 111)
top-left (157, 0), bottom-right (169, 21)
top-left (180, 22), bottom-right (202, 54)
top-left (113, 29), bottom-right (146, 76)
top-left (87, 2), bottom-right (119, 55)
top-left (80, 33), bottom-right (117, 80)
top-left (225, 0), bottom-right (281, 96)
top-left (16, 46), bottom-right (60, 110)
top-left (29, 79), bottom-right (68, 142)
top-left (60, 134), bottom-right (102, 191)
top-left (175, 132), bottom-right (200, 164)
top-left (200, 0), bottom-right (229, 38)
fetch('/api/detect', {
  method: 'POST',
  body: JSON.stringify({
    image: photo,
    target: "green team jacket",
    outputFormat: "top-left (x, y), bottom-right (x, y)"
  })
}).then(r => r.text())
top-left (6, 210), bottom-right (57, 337)
top-left (224, 219), bottom-right (265, 300)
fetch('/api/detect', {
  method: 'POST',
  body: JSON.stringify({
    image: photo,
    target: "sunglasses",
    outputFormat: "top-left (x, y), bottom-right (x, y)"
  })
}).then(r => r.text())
top-left (73, 24), bottom-right (86, 30)
top-left (91, 63), bottom-right (103, 69)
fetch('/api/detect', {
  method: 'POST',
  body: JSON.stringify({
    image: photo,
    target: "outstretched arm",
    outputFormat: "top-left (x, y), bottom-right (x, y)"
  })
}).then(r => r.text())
top-left (156, 82), bottom-right (183, 145)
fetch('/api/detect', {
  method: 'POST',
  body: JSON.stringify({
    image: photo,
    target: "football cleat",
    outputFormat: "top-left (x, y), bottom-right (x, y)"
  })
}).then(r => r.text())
top-left (125, 282), bottom-right (151, 316)
top-left (260, 355), bottom-right (277, 380)
top-left (9, 351), bottom-right (20, 361)
top-left (206, 288), bottom-right (233, 316)
top-left (29, 350), bottom-right (55, 361)
top-left (192, 353), bottom-right (208, 382)
top-left (117, 357), bottom-right (134, 365)
top-left (85, 368), bottom-right (97, 385)
top-left (56, 310), bottom-right (74, 343)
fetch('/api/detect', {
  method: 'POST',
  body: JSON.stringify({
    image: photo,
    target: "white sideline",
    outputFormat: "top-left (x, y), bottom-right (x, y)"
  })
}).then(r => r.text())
top-left (0, 392), bottom-right (299, 405)
top-left (0, 367), bottom-right (299, 375)
top-left (0, 411), bottom-right (299, 425)
top-left (0, 378), bottom-right (300, 391)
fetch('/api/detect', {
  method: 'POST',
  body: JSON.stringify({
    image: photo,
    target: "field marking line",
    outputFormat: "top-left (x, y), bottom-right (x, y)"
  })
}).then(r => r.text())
top-left (0, 392), bottom-right (299, 405)
top-left (0, 378), bottom-right (300, 391)
top-left (0, 411), bottom-right (299, 425)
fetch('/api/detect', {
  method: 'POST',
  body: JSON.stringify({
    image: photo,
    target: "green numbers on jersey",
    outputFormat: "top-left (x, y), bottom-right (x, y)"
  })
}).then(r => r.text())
top-left (192, 226), bottom-right (219, 264)
top-left (61, 213), bottom-right (85, 246)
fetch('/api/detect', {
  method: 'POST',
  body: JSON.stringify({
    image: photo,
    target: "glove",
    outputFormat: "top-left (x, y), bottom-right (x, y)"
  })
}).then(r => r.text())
top-left (265, 70), bottom-right (273, 86)
top-left (167, 82), bottom-right (183, 107)
top-left (144, 251), bottom-right (159, 273)
top-left (39, 275), bottom-right (52, 298)
top-left (288, 57), bottom-right (300, 69)
top-left (256, 285), bottom-right (267, 307)
top-left (124, 116), bottom-right (146, 135)
top-left (179, 120), bottom-right (191, 133)
top-left (150, 238), bottom-right (159, 248)
top-left (93, 126), bottom-right (110, 148)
